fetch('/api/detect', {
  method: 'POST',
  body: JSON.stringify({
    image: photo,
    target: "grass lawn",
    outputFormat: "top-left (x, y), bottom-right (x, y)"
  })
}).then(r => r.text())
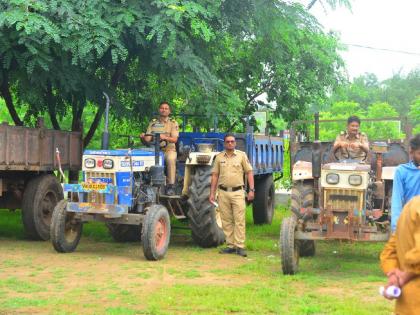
top-left (0, 206), bottom-right (394, 314)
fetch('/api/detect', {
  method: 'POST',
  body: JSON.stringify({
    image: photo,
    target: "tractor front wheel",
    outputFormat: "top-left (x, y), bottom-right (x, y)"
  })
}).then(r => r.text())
top-left (142, 205), bottom-right (171, 261)
top-left (280, 215), bottom-right (299, 275)
top-left (50, 200), bottom-right (83, 253)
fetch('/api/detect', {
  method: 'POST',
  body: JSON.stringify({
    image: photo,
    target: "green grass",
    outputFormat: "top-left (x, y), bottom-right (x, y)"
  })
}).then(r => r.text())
top-left (0, 207), bottom-right (393, 314)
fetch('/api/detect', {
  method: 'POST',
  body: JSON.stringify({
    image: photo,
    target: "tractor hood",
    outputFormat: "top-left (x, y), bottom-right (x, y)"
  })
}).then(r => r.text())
top-left (322, 162), bottom-right (371, 172)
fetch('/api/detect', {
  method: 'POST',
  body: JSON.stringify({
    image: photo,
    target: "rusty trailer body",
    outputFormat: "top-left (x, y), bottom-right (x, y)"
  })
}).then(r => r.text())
top-left (0, 122), bottom-right (82, 240)
top-left (280, 116), bottom-right (410, 275)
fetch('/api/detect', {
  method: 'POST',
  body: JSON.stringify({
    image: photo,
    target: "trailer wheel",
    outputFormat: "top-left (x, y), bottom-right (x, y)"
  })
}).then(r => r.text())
top-left (22, 174), bottom-right (64, 240)
top-left (187, 166), bottom-right (225, 248)
top-left (50, 200), bottom-right (83, 253)
top-left (291, 181), bottom-right (316, 257)
top-left (142, 204), bottom-right (171, 261)
top-left (280, 215), bottom-right (299, 275)
top-left (252, 174), bottom-right (275, 224)
top-left (106, 224), bottom-right (141, 242)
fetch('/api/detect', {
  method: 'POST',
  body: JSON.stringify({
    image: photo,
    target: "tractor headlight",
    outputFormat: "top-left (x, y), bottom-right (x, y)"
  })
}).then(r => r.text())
top-left (84, 158), bottom-right (95, 168)
top-left (326, 173), bottom-right (339, 185)
top-left (349, 174), bottom-right (362, 186)
top-left (103, 159), bottom-right (114, 169)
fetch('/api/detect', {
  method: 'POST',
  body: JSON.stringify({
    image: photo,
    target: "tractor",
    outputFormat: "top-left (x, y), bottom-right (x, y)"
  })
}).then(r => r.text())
top-left (50, 107), bottom-right (284, 260)
top-left (280, 114), bottom-right (410, 274)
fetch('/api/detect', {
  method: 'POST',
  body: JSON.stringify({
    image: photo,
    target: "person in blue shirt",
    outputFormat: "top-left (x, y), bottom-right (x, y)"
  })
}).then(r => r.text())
top-left (391, 134), bottom-right (420, 231)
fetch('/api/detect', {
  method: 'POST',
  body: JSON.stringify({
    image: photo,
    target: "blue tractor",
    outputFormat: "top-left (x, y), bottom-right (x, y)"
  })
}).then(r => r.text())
top-left (50, 110), bottom-right (284, 260)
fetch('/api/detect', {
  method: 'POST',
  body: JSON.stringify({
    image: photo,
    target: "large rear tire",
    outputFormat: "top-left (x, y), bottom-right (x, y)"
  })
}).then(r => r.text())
top-left (252, 174), bottom-right (275, 224)
top-left (187, 166), bottom-right (225, 248)
top-left (50, 200), bottom-right (83, 253)
top-left (142, 204), bottom-right (171, 261)
top-left (106, 224), bottom-right (141, 242)
top-left (280, 215), bottom-right (299, 275)
top-left (22, 174), bottom-right (64, 240)
top-left (291, 181), bottom-right (316, 257)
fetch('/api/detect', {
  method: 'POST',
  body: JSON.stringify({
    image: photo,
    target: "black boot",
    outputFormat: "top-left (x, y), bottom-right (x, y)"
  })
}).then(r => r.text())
top-left (236, 248), bottom-right (247, 257)
top-left (166, 184), bottom-right (175, 196)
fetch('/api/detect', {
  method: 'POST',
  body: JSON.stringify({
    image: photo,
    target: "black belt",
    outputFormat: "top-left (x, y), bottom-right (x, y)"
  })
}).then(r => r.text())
top-left (219, 185), bottom-right (244, 192)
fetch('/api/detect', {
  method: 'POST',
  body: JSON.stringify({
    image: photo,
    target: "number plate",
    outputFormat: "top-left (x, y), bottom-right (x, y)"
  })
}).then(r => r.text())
top-left (81, 183), bottom-right (107, 191)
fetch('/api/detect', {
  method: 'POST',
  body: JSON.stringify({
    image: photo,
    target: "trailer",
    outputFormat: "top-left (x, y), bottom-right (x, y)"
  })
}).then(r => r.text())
top-left (0, 120), bottom-right (82, 240)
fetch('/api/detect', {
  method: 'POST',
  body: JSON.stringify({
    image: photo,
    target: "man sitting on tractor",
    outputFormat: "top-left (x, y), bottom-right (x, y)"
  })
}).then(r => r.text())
top-left (333, 115), bottom-right (369, 162)
top-left (140, 101), bottom-right (179, 195)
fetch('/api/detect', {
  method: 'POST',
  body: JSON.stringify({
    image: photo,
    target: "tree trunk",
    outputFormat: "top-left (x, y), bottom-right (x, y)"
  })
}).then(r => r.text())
top-left (46, 81), bottom-right (61, 130)
top-left (0, 70), bottom-right (23, 126)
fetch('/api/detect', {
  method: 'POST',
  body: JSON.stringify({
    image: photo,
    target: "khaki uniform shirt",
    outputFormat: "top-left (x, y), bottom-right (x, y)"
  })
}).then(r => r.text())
top-left (334, 131), bottom-right (369, 161)
top-left (380, 196), bottom-right (420, 315)
top-left (212, 150), bottom-right (253, 187)
top-left (146, 117), bottom-right (179, 151)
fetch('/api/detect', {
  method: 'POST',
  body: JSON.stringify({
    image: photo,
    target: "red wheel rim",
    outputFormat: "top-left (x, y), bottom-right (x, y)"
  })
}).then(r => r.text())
top-left (155, 217), bottom-right (167, 252)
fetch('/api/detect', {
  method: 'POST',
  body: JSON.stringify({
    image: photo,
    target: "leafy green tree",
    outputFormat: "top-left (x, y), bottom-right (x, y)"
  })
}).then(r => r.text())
top-left (382, 70), bottom-right (420, 116)
top-left (0, 0), bottom-right (345, 148)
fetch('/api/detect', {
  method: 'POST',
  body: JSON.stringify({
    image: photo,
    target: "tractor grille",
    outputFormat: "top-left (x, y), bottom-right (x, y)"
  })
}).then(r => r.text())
top-left (324, 188), bottom-right (364, 211)
top-left (85, 172), bottom-right (116, 204)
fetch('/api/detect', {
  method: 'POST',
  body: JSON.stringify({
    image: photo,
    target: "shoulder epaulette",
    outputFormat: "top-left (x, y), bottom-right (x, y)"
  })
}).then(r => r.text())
top-left (152, 118), bottom-right (157, 122)
top-left (360, 132), bottom-right (366, 136)
top-left (340, 131), bottom-right (345, 135)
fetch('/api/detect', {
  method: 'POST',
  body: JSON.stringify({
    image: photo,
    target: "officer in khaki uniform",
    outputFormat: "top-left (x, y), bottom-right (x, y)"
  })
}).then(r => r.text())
top-left (140, 102), bottom-right (179, 195)
top-left (333, 115), bottom-right (369, 162)
top-left (210, 134), bottom-right (254, 257)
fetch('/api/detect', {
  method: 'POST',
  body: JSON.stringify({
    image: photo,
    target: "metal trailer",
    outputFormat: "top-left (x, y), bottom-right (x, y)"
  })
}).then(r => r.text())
top-left (177, 131), bottom-right (284, 225)
top-left (0, 120), bottom-right (82, 240)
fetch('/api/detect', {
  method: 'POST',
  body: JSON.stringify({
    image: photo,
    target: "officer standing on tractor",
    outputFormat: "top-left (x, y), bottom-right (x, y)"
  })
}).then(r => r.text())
top-left (333, 115), bottom-right (369, 161)
top-left (140, 101), bottom-right (179, 195)
top-left (209, 133), bottom-right (254, 257)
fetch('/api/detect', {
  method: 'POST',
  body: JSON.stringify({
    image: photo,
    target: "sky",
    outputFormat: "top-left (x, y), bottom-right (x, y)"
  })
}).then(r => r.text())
top-left (309, 0), bottom-right (420, 81)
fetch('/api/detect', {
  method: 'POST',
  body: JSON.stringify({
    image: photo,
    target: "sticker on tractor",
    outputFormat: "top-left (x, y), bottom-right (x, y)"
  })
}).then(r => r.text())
top-left (120, 160), bottom-right (145, 167)
top-left (81, 183), bottom-right (107, 191)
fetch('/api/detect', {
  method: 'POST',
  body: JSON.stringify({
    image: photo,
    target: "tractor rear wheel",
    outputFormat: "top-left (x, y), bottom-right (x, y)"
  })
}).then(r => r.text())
top-left (187, 166), bottom-right (225, 248)
top-left (107, 224), bottom-right (141, 242)
top-left (280, 215), bottom-right (299, 275)
top-left (291, 181), bottom-right (316, 257)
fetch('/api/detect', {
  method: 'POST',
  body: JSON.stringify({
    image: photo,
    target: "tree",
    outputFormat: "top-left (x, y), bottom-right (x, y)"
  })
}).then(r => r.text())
top-left (382, 70), bottom-right (420, 116)
top-left (0, 0), bottom-right (345, 147)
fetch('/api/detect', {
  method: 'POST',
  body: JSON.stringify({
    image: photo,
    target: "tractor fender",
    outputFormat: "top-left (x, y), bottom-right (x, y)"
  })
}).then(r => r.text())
top-left (292, 160), bottom-right (313, 181)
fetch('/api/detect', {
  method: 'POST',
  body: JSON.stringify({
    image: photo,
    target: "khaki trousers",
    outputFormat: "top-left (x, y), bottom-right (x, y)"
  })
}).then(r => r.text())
top-left (164, 150), bottom-right (177, 184)
top-left (218, 189), bottom-right (246, 249)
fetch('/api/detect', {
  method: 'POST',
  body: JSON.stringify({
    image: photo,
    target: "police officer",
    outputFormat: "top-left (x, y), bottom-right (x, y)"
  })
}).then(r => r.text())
top-left (209, 134), bottom-right (254, 257)
top-left (140, 102), bottom-right (179, 195)
top-left (333, 115), bottom-right (369, 161)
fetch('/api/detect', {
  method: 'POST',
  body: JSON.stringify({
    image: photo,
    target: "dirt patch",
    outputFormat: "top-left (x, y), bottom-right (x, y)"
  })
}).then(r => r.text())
top-left (0, 236), bottom-right (255, 314)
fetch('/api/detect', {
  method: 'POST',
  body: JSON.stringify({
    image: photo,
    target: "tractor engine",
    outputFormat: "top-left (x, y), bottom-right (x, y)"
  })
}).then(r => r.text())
top-left (66, 149), bottom-right (163, 215)
top-left (320, 163), bottom-right (371, 239)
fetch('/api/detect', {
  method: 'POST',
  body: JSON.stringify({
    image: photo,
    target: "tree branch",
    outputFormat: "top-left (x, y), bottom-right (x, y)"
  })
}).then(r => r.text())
top-left (83, 103), bottom-right (105, 148)
top-left (46, 81), bottom-right (61, 130)
top-left (307, 0), bottom-right (318, 9)
top-left (246, 73), bottom-right (276, 106)
top-left (0, 70), bottom-right (23, 126)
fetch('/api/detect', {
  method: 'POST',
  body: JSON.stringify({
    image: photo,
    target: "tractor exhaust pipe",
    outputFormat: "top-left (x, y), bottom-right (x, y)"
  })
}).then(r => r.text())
top-left (101, 92), bottom-right (110, 150)
top-left (312, 113), bottom-right (321, 179)
top-left (311, 113), bottom-right (322, 207)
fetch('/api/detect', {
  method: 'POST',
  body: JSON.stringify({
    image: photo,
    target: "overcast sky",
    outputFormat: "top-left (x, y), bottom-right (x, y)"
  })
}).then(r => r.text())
top-left (309, 0), bottom-right (420, 81)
